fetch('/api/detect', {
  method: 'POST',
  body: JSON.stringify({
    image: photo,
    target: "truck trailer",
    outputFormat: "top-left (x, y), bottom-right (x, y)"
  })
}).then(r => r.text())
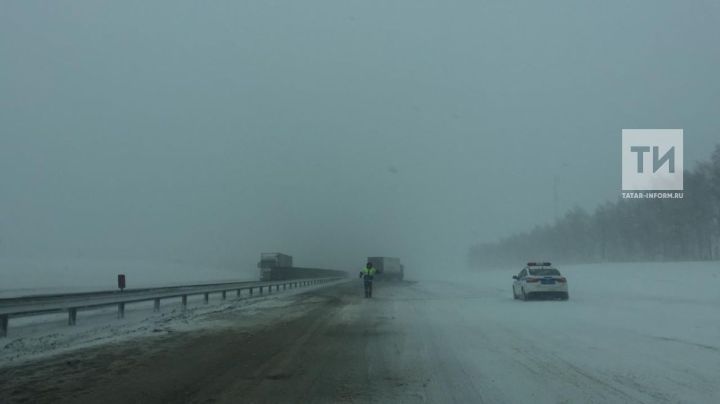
top-left (367, 257), bottom-right (404, 281)
top-left (258, 253), bottom-right (293, 281)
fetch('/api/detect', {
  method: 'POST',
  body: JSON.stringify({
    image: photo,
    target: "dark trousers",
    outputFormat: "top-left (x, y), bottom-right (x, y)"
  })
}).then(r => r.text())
top-left (363, 279), bottom-right (373, 298)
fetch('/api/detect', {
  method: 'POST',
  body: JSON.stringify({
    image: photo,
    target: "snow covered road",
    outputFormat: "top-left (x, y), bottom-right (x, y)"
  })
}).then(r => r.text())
top-left (1, 263), bottom-right (719, 403)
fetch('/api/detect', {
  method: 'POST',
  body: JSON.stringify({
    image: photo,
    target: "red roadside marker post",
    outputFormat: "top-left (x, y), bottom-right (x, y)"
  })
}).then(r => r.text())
top-left (118, 274), bottom-right (126, 292)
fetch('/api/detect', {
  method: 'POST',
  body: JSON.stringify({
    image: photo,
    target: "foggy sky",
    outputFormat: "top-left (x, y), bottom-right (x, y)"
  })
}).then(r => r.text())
top-left (2, 0), bottom-right (719, 274)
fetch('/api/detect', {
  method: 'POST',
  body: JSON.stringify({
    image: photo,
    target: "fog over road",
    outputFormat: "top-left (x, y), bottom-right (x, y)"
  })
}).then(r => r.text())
top-left (2, 269), bottom-right (718, 403)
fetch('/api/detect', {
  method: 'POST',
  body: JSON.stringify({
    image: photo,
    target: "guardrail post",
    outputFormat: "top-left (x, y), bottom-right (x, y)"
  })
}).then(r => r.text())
top-left (236, 289), bottom-right (241, 297)
top-left (0, 315), bottom-right (8, 337)
top-left (276, 285), bottom-right (280, 292)
top-left (249, 287), bottom-right (253, 296)
top-left (68, 308), bottom-right (77, 326)
top-left (283, 283), bottom-right (287, 290)
top-left (182, 295), bottom-right (187, 311)
top-left (204, 293), bottom-right (209, 304)
top-left (154, 298), bottom-right (160, 312)
top-left (260, 286), bottom-right (264, 294)
top-left (222, 291), bottom-right (227, 300)
top-left (118, 302), bottom-right (125, 319)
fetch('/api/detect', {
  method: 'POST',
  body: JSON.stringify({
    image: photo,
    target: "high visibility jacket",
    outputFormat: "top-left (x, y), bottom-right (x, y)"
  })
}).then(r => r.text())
top-left (360, 267), bottom-right (377, 279)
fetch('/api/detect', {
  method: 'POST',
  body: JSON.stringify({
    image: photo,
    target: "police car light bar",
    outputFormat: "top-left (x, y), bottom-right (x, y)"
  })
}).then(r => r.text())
top-left (527, 262), bottom-right (552, 267)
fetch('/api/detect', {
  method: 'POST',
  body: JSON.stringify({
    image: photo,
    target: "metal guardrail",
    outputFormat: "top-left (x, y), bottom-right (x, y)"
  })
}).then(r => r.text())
top-left (0, 277), bottom-right (345, 337)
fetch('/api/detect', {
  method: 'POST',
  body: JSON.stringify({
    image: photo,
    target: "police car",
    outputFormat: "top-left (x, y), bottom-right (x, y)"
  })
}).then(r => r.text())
top-left (512, 262), bottom-right (569, 300)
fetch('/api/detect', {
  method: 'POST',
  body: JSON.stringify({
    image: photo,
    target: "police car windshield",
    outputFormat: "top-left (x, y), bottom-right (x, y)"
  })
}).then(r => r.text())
top-left (528, 268), bottom-right (560, 276)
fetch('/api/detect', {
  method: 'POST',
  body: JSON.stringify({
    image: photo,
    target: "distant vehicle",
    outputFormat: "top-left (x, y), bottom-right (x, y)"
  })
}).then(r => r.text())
top-left (512, 262), bottom-right (568, 300)
top-left (258, 253), bottom-right (293, 280)
top-left (366, 257), bottom-right (404, 281)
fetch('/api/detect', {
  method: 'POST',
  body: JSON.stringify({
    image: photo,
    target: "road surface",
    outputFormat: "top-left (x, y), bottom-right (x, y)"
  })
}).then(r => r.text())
top-left (1, 274), bottom-right (718, 403)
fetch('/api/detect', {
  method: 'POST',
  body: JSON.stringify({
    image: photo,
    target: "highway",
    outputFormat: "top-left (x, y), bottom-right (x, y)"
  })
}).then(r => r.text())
top-left (1, 269), bottom-right (718, 403)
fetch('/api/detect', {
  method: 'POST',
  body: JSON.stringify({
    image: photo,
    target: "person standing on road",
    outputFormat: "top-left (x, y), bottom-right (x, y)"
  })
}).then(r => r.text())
top-left (359, 262), bottom-right (377, 298)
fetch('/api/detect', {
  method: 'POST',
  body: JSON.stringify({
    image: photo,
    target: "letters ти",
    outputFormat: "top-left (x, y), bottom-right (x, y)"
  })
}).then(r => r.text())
top-left (629, 146), bottom-right (675, 174)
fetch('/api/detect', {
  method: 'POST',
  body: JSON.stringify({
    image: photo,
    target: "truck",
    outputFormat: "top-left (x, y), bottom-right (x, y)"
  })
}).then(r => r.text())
top-left (258, 253), bottom-right (293, 281)
top-left (366, 257), bottom-right (404, 281)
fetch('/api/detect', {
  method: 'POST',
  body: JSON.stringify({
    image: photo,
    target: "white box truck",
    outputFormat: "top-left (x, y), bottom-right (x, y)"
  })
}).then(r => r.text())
top-left (366, 257), bottom-right (404, 281)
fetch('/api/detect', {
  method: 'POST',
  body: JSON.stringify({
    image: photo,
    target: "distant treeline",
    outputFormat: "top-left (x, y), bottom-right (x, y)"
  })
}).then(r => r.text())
top-left (469, 145), bottom-right (720, 268)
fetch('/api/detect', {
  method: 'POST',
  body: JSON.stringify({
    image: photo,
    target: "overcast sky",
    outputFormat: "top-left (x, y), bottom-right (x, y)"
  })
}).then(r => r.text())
top-left (1, 0), bottom-right (719, 274)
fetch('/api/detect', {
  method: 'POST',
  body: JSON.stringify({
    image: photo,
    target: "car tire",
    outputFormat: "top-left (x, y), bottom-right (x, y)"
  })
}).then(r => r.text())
top-left (521, 288), bottom-right (528, 301)
top-left (561, 292), bottom-right (569, 301)
top-left (513, 288), bottom-right (518, 300)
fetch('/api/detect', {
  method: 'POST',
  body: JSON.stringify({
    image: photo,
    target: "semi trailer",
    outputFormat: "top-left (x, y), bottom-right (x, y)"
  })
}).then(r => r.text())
top-left (366, 257), bottom-right (404, 281)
